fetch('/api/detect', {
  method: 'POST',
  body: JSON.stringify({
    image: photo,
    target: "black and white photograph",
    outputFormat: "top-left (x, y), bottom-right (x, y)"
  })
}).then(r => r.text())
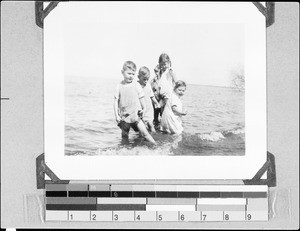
top-left (63, 22), bottom-right (245, 157)
top-left (1, 2), bottom-right (299, 229)
top-left (44, 2), bottom-right (266, 180)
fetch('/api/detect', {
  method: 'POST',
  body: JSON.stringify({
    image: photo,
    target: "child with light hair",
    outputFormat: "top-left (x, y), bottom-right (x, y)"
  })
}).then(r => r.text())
top-left (114, 61), bottom-right (156, 145)
top-left (160, 80), bottom-right (187, 135)
top-left (137, 66), bottom-right (160, 132)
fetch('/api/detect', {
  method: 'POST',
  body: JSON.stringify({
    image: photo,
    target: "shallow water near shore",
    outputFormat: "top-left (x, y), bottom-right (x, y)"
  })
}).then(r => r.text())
top-left (65, 77), bottom-right (245, 156)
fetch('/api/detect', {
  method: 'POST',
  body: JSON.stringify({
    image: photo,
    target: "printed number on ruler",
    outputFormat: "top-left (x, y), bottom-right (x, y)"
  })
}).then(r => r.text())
top-left (113, 213), bottom-right (118, 221)
top-left (224, 213), bottom-right (229, 221)
top-left (180, 214), bottom-right (185, 221)
top-left (247, 213), bottom-right (252, 221)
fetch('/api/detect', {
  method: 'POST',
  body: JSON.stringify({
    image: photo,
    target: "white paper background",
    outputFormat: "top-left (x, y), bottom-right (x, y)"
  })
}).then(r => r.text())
top-left (44, 2), bottom-right (266, 180)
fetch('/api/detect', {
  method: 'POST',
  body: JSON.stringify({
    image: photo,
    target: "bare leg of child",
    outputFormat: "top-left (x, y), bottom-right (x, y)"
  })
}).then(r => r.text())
top-left (119, 122), bottom-right (130, 139)
top-left (148, 121), bottom-right (156, 133)
top-left (121, 130), bottom-right (129, 138)
top-left (153, 108), bottom-right (160, 126)
top-left (137, 121), bottom-right (157, 145)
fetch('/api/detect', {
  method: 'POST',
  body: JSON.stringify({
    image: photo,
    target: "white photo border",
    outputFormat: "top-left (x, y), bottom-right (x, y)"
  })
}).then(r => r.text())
top-left (44, 2), bottom-right (266, 180)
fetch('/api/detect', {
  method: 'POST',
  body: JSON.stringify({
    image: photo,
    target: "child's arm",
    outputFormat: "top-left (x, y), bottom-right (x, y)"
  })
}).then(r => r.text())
top-left (136, 83), bottom-right (145, 116)
top-left (172, 105), bottom-right (187, 116)
top-left (139, 96), bottom-right (146, 110)
top-left (114, 98), bottom-right (121, 123)
top-left (151, 96), bottom-right (160, 109)
top-left (138, 96), bottom-right (146, 117)
top-left (149, 84), bottom-right (160, 108)
top-left (169, 68), bottom-right (177, 83)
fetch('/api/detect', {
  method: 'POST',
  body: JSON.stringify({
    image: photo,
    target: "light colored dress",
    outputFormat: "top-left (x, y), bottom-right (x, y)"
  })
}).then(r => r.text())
top-left (160, 92), bottom-right (183, 134)
top-left (157, 69), bottom-right (175, 107)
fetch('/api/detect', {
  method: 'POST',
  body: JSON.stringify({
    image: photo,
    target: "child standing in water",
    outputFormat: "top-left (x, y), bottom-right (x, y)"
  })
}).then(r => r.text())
top-left (151, 53), bottom-right (177, 128)
top-left (160, 80), bottom-right (187, 135)
top-left (114, 61), bottom-right (157, 145)
top-left (137, 66), bottom-right (160, 132)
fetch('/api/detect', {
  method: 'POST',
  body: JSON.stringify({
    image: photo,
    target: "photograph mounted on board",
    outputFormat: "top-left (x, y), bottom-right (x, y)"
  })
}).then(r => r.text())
top-left (44, 2), bottom-right (266, 180)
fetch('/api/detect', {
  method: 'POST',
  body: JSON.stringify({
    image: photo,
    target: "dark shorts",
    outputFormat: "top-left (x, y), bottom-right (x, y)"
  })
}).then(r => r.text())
top-left (153, 107), bottom-right (162, 124)
top-left (118, 120), bottom-right (140, 133)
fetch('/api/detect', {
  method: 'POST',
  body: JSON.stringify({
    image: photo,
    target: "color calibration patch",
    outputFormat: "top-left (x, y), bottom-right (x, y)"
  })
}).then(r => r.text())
top-left (45, 184), bottom-right (268, 222)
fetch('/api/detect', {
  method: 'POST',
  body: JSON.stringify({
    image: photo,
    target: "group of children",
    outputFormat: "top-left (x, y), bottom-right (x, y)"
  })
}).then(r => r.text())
top-left (113, 53), bottom-right (187, 145)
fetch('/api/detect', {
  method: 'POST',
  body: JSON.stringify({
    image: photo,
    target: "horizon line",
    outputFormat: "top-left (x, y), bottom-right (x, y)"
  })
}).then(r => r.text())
top-left (65, 75), bottom-right (234, 88)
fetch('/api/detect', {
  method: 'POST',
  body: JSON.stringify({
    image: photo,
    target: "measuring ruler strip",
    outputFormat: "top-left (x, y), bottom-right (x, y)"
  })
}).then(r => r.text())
top-left (45, 184), bottom-right (268, 221)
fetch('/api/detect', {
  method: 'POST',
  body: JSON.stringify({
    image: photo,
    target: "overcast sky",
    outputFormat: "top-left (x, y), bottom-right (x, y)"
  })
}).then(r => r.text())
top-left (64, 22), bottom-right (244, 86)
top-left (45, 2), bottom-right (260, 87)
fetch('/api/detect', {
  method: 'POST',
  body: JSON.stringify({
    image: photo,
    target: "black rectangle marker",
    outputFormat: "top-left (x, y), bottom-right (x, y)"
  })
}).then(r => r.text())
top-left (46, 204), bottom-right (96, 210)
top-left (200, 192), bottom-right (221, 198)
top-left (46, 191), bottom-right (67, 197)
top-left (133, 191), bottom-right (156, 198)
top-left (68, 191), bottom-right (88, 197)
top-left (178, 191), bottom-right (200, 198)
top-left (89, 191), bottom-right (111, 197)
top-left (111, 191), bottom-right (133, 197)
top-left (156, 191), bottom-right (178, 198)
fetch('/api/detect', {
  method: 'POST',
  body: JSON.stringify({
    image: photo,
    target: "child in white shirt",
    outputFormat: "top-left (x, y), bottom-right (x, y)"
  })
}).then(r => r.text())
top-left (114, 61), bottom-right (156, 145)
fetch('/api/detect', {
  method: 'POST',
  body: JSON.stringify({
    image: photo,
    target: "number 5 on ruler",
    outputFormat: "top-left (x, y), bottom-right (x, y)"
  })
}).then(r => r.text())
top-left (158, 214), bottom-right (163, 221)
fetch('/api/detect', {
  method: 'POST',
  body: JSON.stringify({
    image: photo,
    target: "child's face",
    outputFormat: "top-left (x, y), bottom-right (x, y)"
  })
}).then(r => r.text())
top-left (175, 86), bottom-right (186, 97)
top-left (159, 61), bottom-right (170, 73)
top-left (122, 69), bottom-right (135, 83)
top-left (138, 74), bottom-right (150, 86)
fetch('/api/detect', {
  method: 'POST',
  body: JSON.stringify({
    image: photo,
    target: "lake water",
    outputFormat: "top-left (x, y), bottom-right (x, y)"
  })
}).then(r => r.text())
top-left (65, 77), bottom-right (245, 156)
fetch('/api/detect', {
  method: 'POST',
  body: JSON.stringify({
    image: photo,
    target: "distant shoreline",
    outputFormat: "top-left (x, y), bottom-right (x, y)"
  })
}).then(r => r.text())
top-left (65, 75), bottom-right (238, 89)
